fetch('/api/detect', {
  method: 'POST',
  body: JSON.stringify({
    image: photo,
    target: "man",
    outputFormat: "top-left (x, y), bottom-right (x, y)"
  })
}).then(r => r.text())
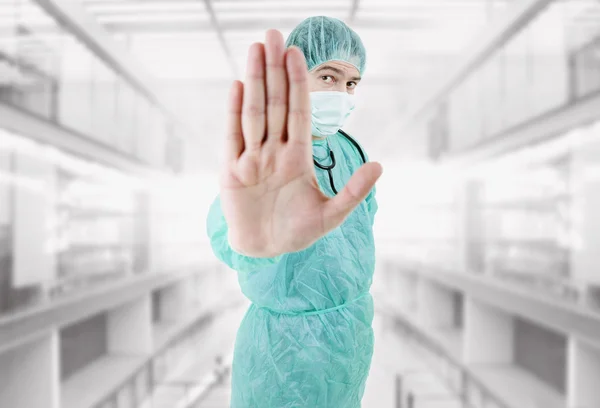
top-left (207, 16), bottom-right (382, 408)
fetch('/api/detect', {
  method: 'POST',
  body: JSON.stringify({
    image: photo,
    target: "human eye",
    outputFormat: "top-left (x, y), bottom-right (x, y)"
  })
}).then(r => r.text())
top-left (320, 75), bottom-right (334, 83)
top-left (347, 81), bottom-right (357, 89)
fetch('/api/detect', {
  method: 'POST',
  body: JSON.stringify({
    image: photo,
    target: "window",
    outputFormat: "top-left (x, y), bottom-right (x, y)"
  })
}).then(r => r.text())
top-left (572, 35), bottom-right (600, 99)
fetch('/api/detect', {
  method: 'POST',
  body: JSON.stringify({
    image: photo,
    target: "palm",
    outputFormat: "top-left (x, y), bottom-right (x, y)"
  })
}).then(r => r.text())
top-left (220, 30), bottom-right (382, 258)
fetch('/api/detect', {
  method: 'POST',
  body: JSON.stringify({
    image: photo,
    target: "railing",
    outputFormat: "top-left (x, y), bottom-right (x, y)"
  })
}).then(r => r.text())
top-left (91, 312), bottom-right (215, 408)
top-left (396, 373), bottom-right (464, 408)
top-left (181, 359), bottom-right (232, 408)
top-left (379, 308), bottom-right (513, 408)
top-left (392, 255), bottom-right (600, 324)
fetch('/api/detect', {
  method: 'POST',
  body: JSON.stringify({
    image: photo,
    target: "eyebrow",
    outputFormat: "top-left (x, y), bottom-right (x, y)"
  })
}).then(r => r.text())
top-left (314, 65), bottom-right (361, 81)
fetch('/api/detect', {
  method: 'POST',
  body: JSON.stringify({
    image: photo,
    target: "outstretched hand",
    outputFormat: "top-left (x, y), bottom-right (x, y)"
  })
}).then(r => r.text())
top-left (219, 29), bottom-right (383, 258)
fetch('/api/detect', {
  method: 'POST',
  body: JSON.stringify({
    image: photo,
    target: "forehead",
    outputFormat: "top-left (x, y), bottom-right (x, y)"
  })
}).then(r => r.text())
top-left (311, 60), bottom-right (360, 78)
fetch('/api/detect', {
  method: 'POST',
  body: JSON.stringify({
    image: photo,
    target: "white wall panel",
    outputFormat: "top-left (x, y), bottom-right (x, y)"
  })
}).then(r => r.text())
top-left (13, 152), bottom-right (56, 287)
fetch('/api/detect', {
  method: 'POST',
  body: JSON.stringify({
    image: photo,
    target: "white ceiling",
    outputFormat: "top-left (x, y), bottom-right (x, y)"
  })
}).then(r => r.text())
top-left (80, 0), bottom-right (514, 81)
top-left (78, 0), bottom-right (517, 172)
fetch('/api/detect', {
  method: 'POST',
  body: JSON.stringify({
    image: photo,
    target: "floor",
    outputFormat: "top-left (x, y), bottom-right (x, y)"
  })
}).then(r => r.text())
top-left (139, 302), bottom-right (246, 408)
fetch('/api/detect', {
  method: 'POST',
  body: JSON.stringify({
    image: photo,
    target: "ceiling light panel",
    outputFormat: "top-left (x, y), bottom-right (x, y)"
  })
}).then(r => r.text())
top-left (225, 29), bottom-right (293, 48)
top-left (217, 10), bottom-right (349, 22)
top-left (214, 0), bottom-right (351, 24)
top-left (214, 0), bottom-right (351, 12)
top-left (130, 32), bottom-right (222, 53)
top-left (355, 9), bottom-right (486, 24)
top-left (357, 26), bottom-right (477, 53)
top-left (357, 0), bottom-right (489, 27)
top-left (129, 31), bottom-right (219, 42)
top-left (226, 29), bottom-right (292, 75)
top-left (96, 12), bottom-right (211, 24)
top-left (358, 0), bottom-right (485, 8)
top-left (130, 32), bottom-right (234, 79)
top-left (86, 2), bottom-right (206, 14)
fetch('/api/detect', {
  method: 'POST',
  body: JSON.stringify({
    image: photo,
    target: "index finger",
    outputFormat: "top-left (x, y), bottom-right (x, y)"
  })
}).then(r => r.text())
top-left (242, 43), bottom-right (267, 151)
top-left (285, 46), bottom-right (311, 145)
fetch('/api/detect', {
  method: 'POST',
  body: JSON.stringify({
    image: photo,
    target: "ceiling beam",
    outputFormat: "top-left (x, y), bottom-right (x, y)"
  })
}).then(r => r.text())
top-left (101, 18), bottom-right (434, 34)
top-left (349, 0), bottom-right (361, 22)
top-left (88, 7), bottom-right (347, 16)
top-left (82, 0), bottom-right (487, 5)
top-left (202, 0), bottom-right (238, 78)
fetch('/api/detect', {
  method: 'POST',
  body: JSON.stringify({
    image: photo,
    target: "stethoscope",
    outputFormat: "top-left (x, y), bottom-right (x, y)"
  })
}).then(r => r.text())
top-left (313, 129), bottom-right (366, 195)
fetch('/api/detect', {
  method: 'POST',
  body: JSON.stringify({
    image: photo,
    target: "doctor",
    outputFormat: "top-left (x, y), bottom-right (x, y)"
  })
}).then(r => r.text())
top-left (207, 16), bottom-right (383, 408)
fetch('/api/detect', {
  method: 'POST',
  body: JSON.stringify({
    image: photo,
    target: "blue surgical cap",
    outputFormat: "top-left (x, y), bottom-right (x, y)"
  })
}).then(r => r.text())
top-left (285, 16), bottom-right (367, 75)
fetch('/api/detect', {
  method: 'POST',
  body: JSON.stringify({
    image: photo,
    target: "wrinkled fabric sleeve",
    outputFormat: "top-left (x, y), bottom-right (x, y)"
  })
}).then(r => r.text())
top-left (358, 141), bottom-right (379, 226)
top-left (206, 195), bottom-right (283, 274)
top-left (366, 185), bottom-right (378, 226)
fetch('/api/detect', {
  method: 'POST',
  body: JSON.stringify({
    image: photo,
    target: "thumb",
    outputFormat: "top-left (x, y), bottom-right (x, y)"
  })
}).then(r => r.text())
top-left (322, 162), bottom-right (383, 231)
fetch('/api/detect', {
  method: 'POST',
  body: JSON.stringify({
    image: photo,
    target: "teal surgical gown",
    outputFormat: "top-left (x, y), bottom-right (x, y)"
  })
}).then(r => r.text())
top-left (206, 131), bottom-right (378, 408)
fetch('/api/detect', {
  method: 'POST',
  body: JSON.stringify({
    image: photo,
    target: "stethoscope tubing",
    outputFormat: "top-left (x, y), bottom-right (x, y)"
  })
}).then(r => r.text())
top-left (313, 130), bottom-right (366, 195)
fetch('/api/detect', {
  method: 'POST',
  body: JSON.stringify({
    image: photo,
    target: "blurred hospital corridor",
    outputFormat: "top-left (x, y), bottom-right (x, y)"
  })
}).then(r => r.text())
top-left (2, 0), bottom-right (600, 407)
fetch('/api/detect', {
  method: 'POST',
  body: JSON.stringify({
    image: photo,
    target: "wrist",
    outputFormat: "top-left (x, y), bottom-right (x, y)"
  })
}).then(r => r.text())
top-left (227, 232), bottom-right (282, 258)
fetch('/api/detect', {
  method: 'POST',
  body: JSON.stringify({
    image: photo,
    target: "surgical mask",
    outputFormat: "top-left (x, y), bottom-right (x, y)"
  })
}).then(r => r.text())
top-left (310, 91), bottom-right (356, 137)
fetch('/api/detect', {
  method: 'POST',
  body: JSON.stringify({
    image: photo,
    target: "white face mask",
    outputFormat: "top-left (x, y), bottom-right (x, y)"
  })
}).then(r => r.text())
top-left (310, 91), bottom-right (356, 137)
